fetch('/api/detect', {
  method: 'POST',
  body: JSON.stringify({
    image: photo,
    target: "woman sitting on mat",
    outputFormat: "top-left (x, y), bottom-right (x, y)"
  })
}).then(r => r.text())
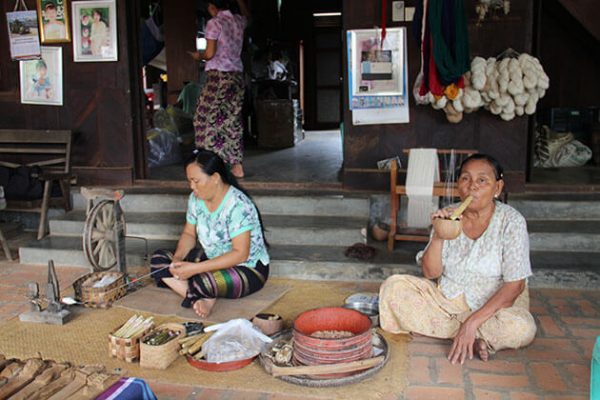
top-left (151, 149), bottom-right (269, 318)
top-left (379, 154), bottom-right (536, 364)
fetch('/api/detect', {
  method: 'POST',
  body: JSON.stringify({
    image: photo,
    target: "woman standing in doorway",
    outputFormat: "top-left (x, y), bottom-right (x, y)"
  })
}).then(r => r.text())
top-left (189, 0), bottom-right (249, 179)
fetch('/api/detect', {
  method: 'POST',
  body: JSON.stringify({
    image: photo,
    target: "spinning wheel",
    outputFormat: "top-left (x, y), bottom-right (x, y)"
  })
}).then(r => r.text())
top-left (81, 188), bottom-right (126, 272)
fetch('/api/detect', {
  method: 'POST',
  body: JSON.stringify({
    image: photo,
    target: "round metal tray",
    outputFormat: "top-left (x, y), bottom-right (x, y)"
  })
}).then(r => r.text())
top-left (258, 329), bottom-right (389, 387)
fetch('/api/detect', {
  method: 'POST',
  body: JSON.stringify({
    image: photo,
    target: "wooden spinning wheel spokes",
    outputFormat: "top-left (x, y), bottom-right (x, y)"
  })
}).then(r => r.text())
top-left (83, 200), bottom-right (126, 271)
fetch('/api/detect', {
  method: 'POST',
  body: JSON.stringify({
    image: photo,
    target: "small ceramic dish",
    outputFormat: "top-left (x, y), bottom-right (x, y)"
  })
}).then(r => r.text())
top-left (252, 313), bottom-right (284, 336)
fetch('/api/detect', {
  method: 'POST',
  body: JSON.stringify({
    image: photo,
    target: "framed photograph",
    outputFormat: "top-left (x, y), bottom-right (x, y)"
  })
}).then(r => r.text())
top-left (19, 46), bottom-right (63, 106)
top-left (71, 0), bottom-right (117, 62)
top-left (37, 0), bottom-right (71, 43)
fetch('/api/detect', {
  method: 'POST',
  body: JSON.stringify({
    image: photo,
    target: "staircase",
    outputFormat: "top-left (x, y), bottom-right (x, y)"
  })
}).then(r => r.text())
top-left (16, 190), bottom-right (600, 288)
top-left (18, 189), bottom-right (416, 281)
top-left (509, 193), bottom-right (600, 288)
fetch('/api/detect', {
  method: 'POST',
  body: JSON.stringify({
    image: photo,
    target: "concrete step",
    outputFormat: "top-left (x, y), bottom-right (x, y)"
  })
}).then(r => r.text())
top-left (18, 236), bottom-right (600, 289)
top-left (529, 247), bottom-right (600, 288)
top-left (71, 192), bottom-right (370, 218)
top-left (18, 236), bottom-right (414, 278)
top-left (509, 193), bottom-right (600, 220)
top-left (49, 211), bottom-right (366, 246)
top-left (527, 220), bottom-right (600, 252)
top-left (51, 209), bottom-right (600, 253)
top-left (18, 235), bottom-right (163, 268)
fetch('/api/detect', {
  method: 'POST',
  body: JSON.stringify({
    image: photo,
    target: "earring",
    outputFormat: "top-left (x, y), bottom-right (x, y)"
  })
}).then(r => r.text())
top-left (494, 194), bottom-right (499, 198)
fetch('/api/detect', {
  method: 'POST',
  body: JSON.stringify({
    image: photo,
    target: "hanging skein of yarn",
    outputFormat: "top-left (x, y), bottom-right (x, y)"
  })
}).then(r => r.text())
top-left (412, 0), bottom-right (470, 123)
top-left (414, 48), bottom-right (549, 123)
top-left (461, 49), bottom-right (549, 121)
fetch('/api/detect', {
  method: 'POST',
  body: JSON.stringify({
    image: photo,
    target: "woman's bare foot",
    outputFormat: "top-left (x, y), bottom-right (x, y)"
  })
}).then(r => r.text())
top-left (231, 164), bottom-right (244, 179)
top-left (474, 339), bottom-right (489, 362)
top-left (193, 298), bottom-right (216, 318)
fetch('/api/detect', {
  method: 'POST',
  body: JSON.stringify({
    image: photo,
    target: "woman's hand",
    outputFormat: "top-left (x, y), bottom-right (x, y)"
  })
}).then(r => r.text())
top-left (169, 261), bottom-right (200, 280)
top-left (187, 50), bottom-right (202, 61)
top-left (431, 207), bottom-right (458, 221)
top-left (448, 319), bottom-right (478, 364)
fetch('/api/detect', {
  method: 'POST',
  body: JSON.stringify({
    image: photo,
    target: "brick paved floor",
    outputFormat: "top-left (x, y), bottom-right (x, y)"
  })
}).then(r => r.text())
top-left (0, 260), bottom-right (596, 399)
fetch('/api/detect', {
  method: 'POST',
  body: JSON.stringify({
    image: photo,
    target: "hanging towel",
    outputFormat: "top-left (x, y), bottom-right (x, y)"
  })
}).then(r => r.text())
top-left (406, 149), bottom-right (440, 228)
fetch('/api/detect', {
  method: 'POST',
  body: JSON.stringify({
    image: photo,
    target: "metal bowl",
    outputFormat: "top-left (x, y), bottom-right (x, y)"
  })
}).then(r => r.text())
top-left (342, 302), bottom-right (379, 326)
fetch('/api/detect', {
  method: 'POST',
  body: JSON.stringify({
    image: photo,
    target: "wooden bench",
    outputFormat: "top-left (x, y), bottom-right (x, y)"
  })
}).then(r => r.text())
top-left (0, 129), bottom-right (76, 240)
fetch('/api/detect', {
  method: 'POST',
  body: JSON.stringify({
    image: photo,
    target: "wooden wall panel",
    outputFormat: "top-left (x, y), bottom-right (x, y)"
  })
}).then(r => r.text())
top-left (537, 0), bottom-right (600, 109)
top-left (0, 0), bottom-right (140, 186)
top-left (341, 0), bottom-right (534, 193)
top-left (163, 0), bottom-right (198, 104)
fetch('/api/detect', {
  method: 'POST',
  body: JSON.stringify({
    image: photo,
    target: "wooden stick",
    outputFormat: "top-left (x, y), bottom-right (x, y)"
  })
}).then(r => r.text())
top-left (264, 356), bottom-right (384, 377)
top-left (450, 195), bottom-right (473, 220)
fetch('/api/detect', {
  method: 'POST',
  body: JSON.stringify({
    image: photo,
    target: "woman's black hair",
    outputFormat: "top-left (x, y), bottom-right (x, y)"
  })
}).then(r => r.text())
top-left (92, 9), bottom-right (105, 22)
top-left (185, 149), bottom-right (269, 247)
top-left (459, 153), bottom-right (504, 181)
top-left (208, 0), bottom-right (231, 10)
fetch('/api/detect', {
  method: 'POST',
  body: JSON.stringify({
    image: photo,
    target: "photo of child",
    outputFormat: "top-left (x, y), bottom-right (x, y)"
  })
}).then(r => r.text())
top-left (37, 0), bottom-right (70, 43)
top-left (29, 59), bottom-right (53, 99)
top-left (20, 46), bottom-right (63, 105)
top-left (81, 26), bottom-right (91, 55)
top-left (80, 13), bottom-right (91, 55)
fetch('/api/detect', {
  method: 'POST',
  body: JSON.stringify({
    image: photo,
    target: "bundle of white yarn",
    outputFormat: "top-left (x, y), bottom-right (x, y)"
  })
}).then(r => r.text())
top-left (415, 52), bottom-right (549, 123)
top-left (463, 53), bottom-right (549, 120)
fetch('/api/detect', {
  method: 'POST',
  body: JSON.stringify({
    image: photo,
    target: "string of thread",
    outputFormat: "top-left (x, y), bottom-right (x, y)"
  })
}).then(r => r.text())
top-left (442, 149), bottom-right (456, 208)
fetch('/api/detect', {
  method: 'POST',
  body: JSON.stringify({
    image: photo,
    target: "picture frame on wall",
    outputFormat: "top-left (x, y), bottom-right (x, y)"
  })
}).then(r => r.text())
top-left (71, 0), bottom-right (117, 62)
top-left (347, 28), bottom-right (410, 125)
top-left (348, 28), bottom-right (405, 99)
top-left (19, 46), bottom-right (63, 106)
top-left (36, 0), bottom-right (71, 43)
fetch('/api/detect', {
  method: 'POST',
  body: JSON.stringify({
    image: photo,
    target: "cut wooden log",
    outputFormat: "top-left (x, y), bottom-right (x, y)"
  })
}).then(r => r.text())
top-left (0, 358), bottom-right (46, 399)
top-left (29, 368), bottom-right (76, 400)
top-left (10, 362), bottom-right (70, 400)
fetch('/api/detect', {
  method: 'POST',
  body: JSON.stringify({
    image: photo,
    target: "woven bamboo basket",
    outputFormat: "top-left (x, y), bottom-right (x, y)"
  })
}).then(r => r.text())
top-left (108, 322), bottom-right (154, 363)
top-left (73, 271), bottom-right (127, 308)
top-left (140, 323), bottom-right (186, 370)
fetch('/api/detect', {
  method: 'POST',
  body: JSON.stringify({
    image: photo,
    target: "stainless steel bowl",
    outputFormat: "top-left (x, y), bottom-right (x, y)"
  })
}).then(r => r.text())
top-left (342, 302), bottom-right (379, 326)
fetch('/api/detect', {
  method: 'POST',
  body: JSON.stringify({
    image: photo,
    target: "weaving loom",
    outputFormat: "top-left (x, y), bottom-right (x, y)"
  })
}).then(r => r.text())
top-left (387, 149), bottom-right (477, 251)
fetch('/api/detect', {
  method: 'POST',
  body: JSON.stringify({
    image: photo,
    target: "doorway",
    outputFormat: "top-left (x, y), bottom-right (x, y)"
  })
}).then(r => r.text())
top-left (137, 0), bottom-right (345, 187)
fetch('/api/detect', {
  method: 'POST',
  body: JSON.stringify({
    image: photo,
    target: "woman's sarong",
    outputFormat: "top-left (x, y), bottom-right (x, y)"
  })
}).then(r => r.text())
top-left (193, 70), bottom-right (245, 166)
top-left (150, 248), bottom-right (268, 308)
top-left (379, 274), bottom-right (537, 353)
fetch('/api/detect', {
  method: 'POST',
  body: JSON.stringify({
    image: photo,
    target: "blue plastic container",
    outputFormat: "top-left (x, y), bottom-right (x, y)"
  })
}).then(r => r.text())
top-left (592, 336), bottom-right (600, 400)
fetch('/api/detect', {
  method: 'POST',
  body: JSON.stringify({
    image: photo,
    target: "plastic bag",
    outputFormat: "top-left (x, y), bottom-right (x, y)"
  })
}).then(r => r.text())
top-left (202, 318), bottom-right (272, 363)
top-left (146, 128), bottom-right (182, 168)
top-left (550, 140), bottom-right (592, 167)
